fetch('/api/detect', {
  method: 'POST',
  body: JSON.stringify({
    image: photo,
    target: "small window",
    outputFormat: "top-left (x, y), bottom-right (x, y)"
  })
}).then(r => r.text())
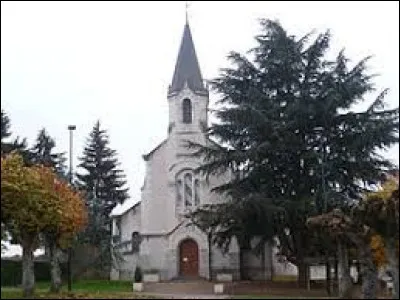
top-left (182, 98), bottom-right (192, 124)
top-left (176, 179), bottom-right (183, 208)
top-left (131, 232), bottom-right (141, 253)
top-left (116, 218), bottom-right (122, 236)
top-left (194, 179), bottom-right (200, 206)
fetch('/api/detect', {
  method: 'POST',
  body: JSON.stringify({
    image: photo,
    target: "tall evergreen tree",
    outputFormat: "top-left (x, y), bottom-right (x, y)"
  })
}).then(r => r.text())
top-left (1, 109), bottom-right (11, 142)
top-left (77, 120), bottom-right (129, 219)
top-left (188, 19), bottom-right (399, 286)
top-left (30, 128), bottom-right (67, 178)
top-left (1, 109), bottom-right (29, 157)
top-left (75, 120), bottom-right (129, 273)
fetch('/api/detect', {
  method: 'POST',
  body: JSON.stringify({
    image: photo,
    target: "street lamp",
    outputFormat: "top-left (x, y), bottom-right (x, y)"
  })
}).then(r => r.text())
top-left (67, 125), bottom-right (76, 292)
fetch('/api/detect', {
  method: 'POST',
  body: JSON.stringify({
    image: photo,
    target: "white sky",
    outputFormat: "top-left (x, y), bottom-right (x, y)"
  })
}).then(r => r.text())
top-left (1, 1), bottom-right (399, 253)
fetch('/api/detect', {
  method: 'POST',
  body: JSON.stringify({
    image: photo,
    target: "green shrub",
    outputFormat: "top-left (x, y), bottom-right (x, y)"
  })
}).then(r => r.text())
top-left (134, 266), bottom-right (143, 283)
top-left (1, 260), bottom-right (22, 286)
top-left (1, 259), bottom-right (68, 286)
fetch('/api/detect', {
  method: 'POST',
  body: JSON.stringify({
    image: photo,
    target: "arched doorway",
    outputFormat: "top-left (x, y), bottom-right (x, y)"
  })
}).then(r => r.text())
top-left (179, 238), bottom-right (199, 277)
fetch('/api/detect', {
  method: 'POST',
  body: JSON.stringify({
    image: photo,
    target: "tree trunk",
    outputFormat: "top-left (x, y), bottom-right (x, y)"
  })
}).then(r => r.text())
top-left (268, 242), bottom-right (275, 280)
top-left (346, 233), bottom-right (378, 299)
top-left (49, 243), bottom-right (62, 293)
top-left (359, 243), bottom-right (378, 299)
top-left (358, 246), bottom-right (378, 299)
top-left (334, 256), bottom-right (339, 295)
top-left (337, 241), bottom-right (353, 298)
top-left (239, 248), bottom-right (249, 280)
top-left (385, 240), bottom-right (399, 299)
top-left (21, 237), bottom-right (35, 298)
top-left (261, 242), bottom-right (266, 280)
top-left (361, 263), bottom-right (378, 299)
top-left (355, 260), bottom-right (361, 285)
top-left (297, 261), bottom-right (309, 288)
top-left (326, 259), bottom-right (332, 295)
top-left (208, 232), bottom-right (212, 281)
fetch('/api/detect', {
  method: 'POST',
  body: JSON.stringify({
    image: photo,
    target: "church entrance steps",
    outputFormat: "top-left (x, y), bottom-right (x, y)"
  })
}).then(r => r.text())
top-left (143, 293), bottom-right (230, 299)
top-left (143, 281), bottom-right (217, 295)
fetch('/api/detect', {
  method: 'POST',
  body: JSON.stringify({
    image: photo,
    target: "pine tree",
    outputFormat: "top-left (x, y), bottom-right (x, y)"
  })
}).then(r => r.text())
top-left (0, 109), bottom-right (32, 163)
top-left (1, 109), bottom-right (11, 142)
top-left (188, 19), bottom-right (399, 286)
top-left (30, 128), bottom-right (67, 178)
top-left (75, 120), bottom-right (129, 273)
top-left (77, 120), bottom-right (129, 220)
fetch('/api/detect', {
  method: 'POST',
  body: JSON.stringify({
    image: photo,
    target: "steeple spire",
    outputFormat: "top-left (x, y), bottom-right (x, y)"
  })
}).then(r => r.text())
top-left (185, 1), bottom-right (189, 24)
top-left (168, 17), bottom-right (207, 95)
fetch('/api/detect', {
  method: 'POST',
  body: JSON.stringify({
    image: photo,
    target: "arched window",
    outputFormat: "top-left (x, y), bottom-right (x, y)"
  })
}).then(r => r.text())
top-left (194, 179), bottom-right (200, 206)
top-left (176, 179), bottom-right (183, 210)
top-left (176, 170), bottom-right (200, 213)
top-left (131, 232), bottom-right (141, 253)
top-left (182, 98), bottom-right (192, 124)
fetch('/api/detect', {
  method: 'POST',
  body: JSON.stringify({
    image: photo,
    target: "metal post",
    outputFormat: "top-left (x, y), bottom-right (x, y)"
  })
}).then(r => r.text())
top-left (67, 125), bottom-right (76, 292)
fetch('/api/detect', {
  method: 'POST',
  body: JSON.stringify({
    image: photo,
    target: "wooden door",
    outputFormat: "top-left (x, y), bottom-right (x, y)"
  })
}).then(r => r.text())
top-left (179, 239), bottom-right (199, 277)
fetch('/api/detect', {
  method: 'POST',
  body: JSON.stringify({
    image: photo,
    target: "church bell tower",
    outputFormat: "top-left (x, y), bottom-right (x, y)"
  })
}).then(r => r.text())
top-left (167, 20), bottom-right (209, 136)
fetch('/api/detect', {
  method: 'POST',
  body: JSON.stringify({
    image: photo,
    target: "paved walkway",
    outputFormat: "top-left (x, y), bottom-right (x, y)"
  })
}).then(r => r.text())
top-left (142, 281), bottom-right (231, 299)
top-left (144, 293), bottom-right (230, 299)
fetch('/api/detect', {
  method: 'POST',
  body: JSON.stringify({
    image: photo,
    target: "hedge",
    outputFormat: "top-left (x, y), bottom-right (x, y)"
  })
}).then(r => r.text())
top-left (1, 259), bottom-right (67, 286)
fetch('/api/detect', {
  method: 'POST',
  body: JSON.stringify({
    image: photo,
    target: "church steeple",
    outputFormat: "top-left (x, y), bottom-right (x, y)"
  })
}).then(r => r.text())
top-left (168, 22), bottom-right (207, 95)
top-left (167, 18), bottom-right (209, 136)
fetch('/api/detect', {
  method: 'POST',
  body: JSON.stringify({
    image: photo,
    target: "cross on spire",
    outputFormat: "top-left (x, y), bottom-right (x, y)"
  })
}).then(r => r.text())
top-left (185, 1), bottom-right (190, 24)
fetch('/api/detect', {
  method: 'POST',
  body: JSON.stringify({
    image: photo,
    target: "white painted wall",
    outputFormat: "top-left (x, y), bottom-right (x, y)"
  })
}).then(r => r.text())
top-left (141, 144), bottom-right (169, 234)
top-left (167, 87), bottom-right (208, 135)
top-left (119, 204), bottom-right (141, 241)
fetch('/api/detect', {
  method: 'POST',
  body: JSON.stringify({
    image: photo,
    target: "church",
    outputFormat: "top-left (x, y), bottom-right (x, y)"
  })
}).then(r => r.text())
top-left (110, 20), bottom-right (297, 282)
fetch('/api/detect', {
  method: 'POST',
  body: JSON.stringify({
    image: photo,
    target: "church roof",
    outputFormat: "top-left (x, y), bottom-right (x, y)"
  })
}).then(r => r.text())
top-left (168, 22), bottom-right (207, 95)
top-left (142, 139), bottom-right (167, 161)
top-left (110, 201), bottom-right (141, 217)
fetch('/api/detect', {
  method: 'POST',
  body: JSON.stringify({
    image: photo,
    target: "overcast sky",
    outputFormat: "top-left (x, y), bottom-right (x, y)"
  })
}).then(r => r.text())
top-left (1, 1), bottom-right (399, 232)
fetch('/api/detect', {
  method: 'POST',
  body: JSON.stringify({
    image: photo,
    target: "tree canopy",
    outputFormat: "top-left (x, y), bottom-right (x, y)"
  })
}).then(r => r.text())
top-left (188, 19), bottom-right (399, 285)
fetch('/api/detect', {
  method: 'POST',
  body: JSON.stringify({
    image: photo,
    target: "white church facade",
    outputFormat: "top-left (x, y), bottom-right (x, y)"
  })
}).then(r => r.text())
top-left (110, 21), bottom-right (297, 282)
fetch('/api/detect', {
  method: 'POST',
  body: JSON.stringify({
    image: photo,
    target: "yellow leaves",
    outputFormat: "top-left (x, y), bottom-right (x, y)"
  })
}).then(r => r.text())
top-left (370, 234), bottom-right (387, 268)
top-left (1, 153), bottom-right (87, 245)
top-left (366, 178), bottom-right (398, 202)
top-left (365, 178), bottom-right (399, 269)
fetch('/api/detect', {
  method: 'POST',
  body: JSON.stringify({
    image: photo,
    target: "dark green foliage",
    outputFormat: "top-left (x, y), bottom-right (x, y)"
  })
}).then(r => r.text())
top-left (1, 110), bottom-right (11, 142)
top-left (77, 120), bottom-right (129, 220)
top-left (134, 266), bottom-right (143, 283)
top-left (188, 195), bottom-right (284, 254)
top-left (76, 120), bottom-right (129, 272)
top-left (30, 128), bottom-right (67, 179)
top-left (0, 109), bottom-right (32, 164)
top-left (1, 259), bottom-right (67, 287)
top-left (1, 259), bottom-right (22, 287)
top-left (187, 19), bottom-right (399, 284)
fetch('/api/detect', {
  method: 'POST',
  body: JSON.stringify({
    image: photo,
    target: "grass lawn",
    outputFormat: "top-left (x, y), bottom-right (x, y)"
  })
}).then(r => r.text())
top-left (1, 280), bottom-right (156, 299)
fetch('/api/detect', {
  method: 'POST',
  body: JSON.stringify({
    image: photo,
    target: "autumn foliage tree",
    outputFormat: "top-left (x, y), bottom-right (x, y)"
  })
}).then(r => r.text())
top-left (361, 178), bottom-right (399, 299)
top-left (43, 172), bottom-right (87, 293)
top-left (308, 176), bottom-right (399, 299)
top-left (307, 208), bottom-right (378, 299)
top-left (1, 153), bottom-right (87, 297)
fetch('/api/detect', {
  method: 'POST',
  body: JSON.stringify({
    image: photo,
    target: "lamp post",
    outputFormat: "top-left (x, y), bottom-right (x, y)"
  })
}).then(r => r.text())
top-left (67, 125), bottom-right (76, 292)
